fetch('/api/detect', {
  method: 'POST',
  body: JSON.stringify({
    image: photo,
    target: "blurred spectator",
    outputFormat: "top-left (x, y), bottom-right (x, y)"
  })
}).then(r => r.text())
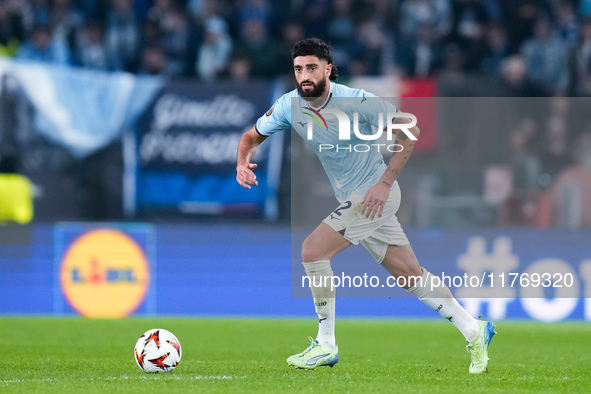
top-left (449, 0), bottom-right (487, 39)
top-left (439, 42), bottom-right (467, 76)
top-left (73, 20), bottom-right (120, 71)
top-left (105, 0), bottom-right (140, 72)
top-left (575, 18), bottom-right (591, 96)
top-left (397, 22), bottom-right (444, 78)
top-left (521, 17), bottom-right (570, 95)
top-left (30, 0), bottom-right (51, 27)
top-left (15, 24), bottom-right (70, 64)
top-left (196, 16), bottom-right (232, 80)
top-left (482, 0), bottom-right (503, 21)
top-left (7, 1), bottom-right (30, 36)
top-left (188, 0), bottom-right (207, 20)
top-left (226, 50), bottom-right (252, 82)
top-left (0, 1), bottom-right (24, 57)
top-left (147, 0), bottom-right (176, 27)
top-left (363, 0), bottom-right (399, 32)
top-left (161, 8), bottom-right (197, 76)
top-left (139, 18), bottom-right (162, 51)
top-left (190, 0), bottom-right (234, 28)
top-left (50, 0), bottom-right (82, 54)
top-left (138, 45), bottom-right (169, 75)
top-left (276, 21), bottom-right (305, 73)
top-left (508, 117), bottom-right (540, 191)
top-left (239, 18), bottom-right (277, 78)
top-left (238, 0), bottom-right (271, 33)
top-left (326, 0), bottom-right (356, 75)
top-left (554, 0), bottom-right (578, 48)
top-left (351, 19), bottom-right (394, 76)
top-left (436, 43), bottom-right (471, 96)
top-left (302, 0), bottom-right (329, 39)
top-left (537, 117), bottom-right (572, 189)
top-left (460, 38), bottom-right (489, 73)
top-left (497, 55), bottom-right (537, 96)
top-left (447, 0), bottom-right (490, 72)
top-left (499, 116), bottom-right (544, 227)
top-left (546, 95), bottom-right (574, 135)
top-left (550, 132), bottom-right (591, 227)
top-left (134, 0), bottom-right (151, 19)
top-left (480, 22), bottom-right (513, 74)
top-left (399, 0), bottom-right (451, 39)
top-left (504, 0), bottom-right (554, 49)
top-left (581, 0), bottom-right (591, 18)
top-left (78, 0), bottom-right (111, 22)
top-left (398, 0), bottom-right (451, 78)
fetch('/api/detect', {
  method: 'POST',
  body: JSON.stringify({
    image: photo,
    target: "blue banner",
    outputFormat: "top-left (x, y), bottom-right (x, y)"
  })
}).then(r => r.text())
top-left (134, 80), bottom-right (282, 218)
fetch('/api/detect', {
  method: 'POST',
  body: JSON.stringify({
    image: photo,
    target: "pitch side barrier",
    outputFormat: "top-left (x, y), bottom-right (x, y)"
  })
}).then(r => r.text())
top-left (0, 224), bottom-right (590, 322)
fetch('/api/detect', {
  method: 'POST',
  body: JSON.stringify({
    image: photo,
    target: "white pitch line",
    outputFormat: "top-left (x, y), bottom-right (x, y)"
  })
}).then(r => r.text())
top-left (1, 375), bottom-right (248, 385)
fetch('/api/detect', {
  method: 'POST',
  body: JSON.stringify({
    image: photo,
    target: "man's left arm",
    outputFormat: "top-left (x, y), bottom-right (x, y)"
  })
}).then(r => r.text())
top-left (361, 116), bottom-right (420, 219)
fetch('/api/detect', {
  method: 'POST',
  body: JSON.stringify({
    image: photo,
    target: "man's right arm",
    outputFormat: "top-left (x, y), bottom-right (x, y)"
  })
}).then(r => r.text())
top-left (236, 126), bottom-right (267, 189)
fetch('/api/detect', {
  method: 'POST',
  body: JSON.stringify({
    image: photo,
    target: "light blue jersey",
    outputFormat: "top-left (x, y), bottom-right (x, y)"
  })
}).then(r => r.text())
top-left (256, 82), bottom-right (399, 203)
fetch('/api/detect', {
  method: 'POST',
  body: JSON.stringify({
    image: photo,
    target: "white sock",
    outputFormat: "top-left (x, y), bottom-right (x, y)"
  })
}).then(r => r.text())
top-left (407, 268), bottom-right (480, 342)
top-left (303, 260), bottom-right (336, 350)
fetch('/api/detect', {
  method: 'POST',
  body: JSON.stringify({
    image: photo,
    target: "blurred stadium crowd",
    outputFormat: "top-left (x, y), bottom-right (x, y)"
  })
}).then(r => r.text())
top-left (1, 0), bottom-right (591, 227)
top-left (0, 0), bottom-right (591, 96)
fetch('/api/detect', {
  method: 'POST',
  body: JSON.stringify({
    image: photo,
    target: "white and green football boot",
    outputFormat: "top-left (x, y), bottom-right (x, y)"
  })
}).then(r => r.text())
top-left (287, 337), bottom-right (339, 370)
top-left (466, 320), bottom-right (496, 374)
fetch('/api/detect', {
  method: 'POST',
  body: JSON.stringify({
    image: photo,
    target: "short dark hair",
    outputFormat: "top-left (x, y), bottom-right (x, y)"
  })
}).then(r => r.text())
top-left (292, 38), bottom-right (338, 81)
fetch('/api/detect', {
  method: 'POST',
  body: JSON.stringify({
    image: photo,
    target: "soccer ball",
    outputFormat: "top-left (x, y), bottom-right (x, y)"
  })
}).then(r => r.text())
top-left (134, 328), bottom-right (182, 373)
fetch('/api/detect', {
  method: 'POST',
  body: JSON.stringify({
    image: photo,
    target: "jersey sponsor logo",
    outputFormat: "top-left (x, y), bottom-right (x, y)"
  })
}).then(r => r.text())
top-left (266, 106), bottom-right (274, 116)
top-left (60, 229), bottom-right (150, 318)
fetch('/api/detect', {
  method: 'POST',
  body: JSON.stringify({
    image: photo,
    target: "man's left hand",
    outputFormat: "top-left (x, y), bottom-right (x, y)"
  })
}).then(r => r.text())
top-left (361, 182), bottom-right (391, 219)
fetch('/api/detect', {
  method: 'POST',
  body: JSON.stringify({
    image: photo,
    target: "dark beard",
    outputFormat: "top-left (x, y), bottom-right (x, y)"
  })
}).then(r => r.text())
top-left (297, 78), bottom-right (327, 101)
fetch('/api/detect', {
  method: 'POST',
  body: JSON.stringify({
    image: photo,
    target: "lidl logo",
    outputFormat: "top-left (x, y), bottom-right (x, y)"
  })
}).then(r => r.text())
top-left (60, 229), bottom-right (150, 318)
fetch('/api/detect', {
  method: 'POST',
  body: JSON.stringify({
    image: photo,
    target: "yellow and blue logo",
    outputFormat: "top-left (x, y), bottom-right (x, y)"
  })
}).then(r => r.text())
top-left (60, 229), bottom-right (150, 318)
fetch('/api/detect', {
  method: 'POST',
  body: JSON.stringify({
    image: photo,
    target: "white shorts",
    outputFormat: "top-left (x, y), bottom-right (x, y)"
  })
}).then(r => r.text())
top-left (322, 183), bottom-right (409, 263)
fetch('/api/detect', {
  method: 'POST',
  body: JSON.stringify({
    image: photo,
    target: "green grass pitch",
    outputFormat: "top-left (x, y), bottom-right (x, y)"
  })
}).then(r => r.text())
top-left (1, 317), bottom-right (590, 393)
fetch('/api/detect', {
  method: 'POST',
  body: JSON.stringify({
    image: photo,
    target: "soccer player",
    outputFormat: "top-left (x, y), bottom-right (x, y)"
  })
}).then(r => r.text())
top-left (236, 38), bottom-right (495, 374)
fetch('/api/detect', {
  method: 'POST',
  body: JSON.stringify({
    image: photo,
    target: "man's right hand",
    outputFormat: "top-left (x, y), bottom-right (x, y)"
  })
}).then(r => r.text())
top-left (236, 126), bottom-right (266, 189)
top-left (236, 162), bottom-right (259, 189)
